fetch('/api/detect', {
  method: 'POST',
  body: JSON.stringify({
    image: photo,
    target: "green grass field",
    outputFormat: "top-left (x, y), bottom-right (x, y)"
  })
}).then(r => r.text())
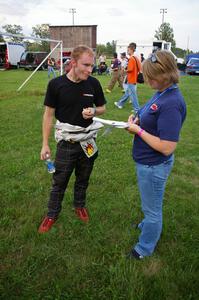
top-left (0, 69), bottom-right (198, 300)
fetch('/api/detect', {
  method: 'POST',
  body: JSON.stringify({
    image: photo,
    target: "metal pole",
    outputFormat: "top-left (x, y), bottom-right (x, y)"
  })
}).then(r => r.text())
top-left (160, 8), bottom-right (167, 24)
top-left (60, 41), bottom-right (63, 75)
top-left (186, 36), bottom-right (190, 55)
top-left (69, 8), bottom-right (76, 25)
top-left (17, 42), bottom-right (61, 91)
top-left (0, 31), bottom-right (62, 43)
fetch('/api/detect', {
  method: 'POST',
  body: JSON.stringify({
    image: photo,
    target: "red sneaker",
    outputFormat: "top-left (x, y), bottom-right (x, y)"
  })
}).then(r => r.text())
top-left (38, 216), bottom-right (56, 233)
top-left (75, 207), bottom-right (89, 222)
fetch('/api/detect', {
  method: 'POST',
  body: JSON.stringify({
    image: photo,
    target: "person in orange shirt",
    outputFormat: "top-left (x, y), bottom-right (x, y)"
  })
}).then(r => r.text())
top-left (114, 43), bottom-right (140, 113)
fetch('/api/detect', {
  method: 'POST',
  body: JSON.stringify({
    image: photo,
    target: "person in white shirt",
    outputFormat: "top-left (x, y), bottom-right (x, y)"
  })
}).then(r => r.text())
top-left (120, 52), bottom-right (128, 92)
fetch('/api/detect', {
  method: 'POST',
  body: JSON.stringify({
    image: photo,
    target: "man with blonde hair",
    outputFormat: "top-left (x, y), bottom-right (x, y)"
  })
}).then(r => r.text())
top-left (38, 45), bottom-right (106, 233)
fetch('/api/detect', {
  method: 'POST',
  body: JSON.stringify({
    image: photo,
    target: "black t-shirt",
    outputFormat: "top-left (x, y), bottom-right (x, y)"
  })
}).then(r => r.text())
top-left (44, 74), bottom-right (106, 127)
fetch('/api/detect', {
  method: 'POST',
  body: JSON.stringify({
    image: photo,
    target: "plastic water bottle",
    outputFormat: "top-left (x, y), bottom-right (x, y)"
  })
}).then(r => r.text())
top-left (45, 154), bottom-right (55, 173)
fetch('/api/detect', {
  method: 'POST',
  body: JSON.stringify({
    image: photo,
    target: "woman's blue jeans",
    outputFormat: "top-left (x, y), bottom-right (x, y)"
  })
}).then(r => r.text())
top-left (134, 155), bottom-right (174, 257)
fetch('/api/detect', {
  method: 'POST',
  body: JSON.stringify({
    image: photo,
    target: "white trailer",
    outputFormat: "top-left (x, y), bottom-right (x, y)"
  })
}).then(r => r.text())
top-left (116, 39), bottom-right (172, 60)
top-left (0, 41), bottom-right (25, 69)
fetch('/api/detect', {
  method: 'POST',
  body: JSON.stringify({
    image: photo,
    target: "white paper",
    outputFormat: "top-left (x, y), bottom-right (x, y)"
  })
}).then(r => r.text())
top-left (93, 117), bottom-right (129, 128)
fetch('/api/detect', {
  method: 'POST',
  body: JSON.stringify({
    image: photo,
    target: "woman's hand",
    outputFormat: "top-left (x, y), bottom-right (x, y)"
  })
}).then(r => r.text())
top-left (126, 123), bottom-right (140, 135)
top-left (128, 114), bottom-right (139, 125)
top-left (126, 114), bottom-right (140, 134)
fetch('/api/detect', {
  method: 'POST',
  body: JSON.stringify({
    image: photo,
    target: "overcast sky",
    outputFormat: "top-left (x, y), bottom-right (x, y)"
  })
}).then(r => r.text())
top-left (0, 0), bottom-right (199, 52)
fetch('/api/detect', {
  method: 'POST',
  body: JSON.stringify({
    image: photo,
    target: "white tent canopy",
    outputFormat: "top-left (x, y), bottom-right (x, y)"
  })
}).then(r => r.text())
top-left (0, 31), bottom-right (63, 91)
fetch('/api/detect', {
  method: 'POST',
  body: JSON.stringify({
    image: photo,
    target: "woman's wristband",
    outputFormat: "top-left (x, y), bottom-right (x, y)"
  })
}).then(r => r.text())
top-left (137, 128), bottom-right (145, 137)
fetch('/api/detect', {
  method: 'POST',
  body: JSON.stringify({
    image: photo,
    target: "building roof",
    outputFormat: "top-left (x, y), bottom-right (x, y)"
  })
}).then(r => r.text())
top-left (49, 25), bottom-right (97, 28)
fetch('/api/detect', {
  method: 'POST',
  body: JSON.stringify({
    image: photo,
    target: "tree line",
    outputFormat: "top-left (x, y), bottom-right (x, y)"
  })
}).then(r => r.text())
top-left (0, 23), bottom-right (197, 58)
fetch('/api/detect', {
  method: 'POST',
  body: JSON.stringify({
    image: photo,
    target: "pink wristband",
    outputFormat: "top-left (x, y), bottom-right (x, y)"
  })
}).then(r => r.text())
top-left (137, 128), bottom-right (144, 137)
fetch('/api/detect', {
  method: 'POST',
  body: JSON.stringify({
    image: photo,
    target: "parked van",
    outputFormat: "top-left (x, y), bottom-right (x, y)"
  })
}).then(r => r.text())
top-left (18, 51), bottom-right (48, 70)
top-left (0, 42), bottom-right (25, 69)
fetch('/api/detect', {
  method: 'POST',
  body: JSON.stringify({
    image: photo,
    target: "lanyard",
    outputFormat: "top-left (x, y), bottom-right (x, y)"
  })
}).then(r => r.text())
top-left (139, 84), bottom-right (178, 118)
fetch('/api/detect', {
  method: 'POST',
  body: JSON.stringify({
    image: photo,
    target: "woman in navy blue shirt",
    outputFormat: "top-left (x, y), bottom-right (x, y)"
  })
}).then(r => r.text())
top-left (126, 50), bottom-right (186, 259)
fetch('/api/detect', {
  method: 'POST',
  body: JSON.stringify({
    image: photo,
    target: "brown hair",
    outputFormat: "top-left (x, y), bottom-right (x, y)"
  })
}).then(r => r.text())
top-left (128, 42), bottom-right (136, 50)
top-left (71, 45), bottom-right (94, 61)
top-left (142, 50), bottom-right (179, 85)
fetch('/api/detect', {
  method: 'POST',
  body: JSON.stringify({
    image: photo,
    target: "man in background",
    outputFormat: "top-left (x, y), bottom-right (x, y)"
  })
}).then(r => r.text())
top-left (114, 43), bottom-right (140, 113)
top-left (106, 52), bottom-right (123, 93)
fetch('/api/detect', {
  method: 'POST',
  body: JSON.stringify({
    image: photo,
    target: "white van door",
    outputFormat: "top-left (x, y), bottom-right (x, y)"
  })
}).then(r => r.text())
top-left (7, 42), bottom-right (25, 67)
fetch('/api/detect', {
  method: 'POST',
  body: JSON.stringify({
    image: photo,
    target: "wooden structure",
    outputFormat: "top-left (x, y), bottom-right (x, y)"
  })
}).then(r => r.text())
top-left (49, 25), bottom-right (97, 59)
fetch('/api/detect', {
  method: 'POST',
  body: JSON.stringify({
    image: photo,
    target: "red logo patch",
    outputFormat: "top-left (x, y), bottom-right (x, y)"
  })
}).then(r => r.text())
top-left (151, 103), bottom-right (158, 111)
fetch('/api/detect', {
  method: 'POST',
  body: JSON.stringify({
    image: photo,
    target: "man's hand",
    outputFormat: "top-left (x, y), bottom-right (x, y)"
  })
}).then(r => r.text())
top-left (82, 107), bottom-right (96, 119)
top-left (41, 106), bottom-right (55, 160)
top-left (40, 145), bottom-right (51, 160)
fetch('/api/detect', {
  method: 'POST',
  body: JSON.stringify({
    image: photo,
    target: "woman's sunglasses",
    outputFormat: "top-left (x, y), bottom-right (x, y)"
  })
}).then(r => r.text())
top-left (148, 53), bottom-right (158, 63)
